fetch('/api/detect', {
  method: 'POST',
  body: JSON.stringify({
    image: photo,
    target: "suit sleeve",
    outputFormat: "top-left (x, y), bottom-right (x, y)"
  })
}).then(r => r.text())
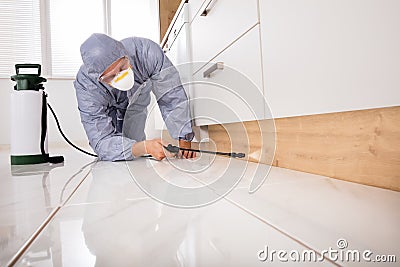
top-left (144, 40), bottom-right (194, 140)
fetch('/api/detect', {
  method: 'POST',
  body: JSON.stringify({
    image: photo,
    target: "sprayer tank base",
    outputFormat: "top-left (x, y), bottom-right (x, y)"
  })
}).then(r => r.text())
top-left (10, 154), bottom-right (50, 165)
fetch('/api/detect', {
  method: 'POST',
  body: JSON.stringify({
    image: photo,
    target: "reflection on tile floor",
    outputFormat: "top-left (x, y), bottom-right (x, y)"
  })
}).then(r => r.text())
top-left (226, 177), bottom-right (400, 266)
top-left (66, 161), bottom-right (149, 205)
top-left (0, 147), bottom-right (95, 266)
top-left (15, 199), bottom-right (334, 267)
top-left (1, 146), bottom-right (399, 266)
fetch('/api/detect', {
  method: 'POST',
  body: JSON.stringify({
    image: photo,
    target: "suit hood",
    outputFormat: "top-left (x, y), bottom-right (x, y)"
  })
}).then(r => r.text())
top-left (80, 33), bottom-right (128, 77)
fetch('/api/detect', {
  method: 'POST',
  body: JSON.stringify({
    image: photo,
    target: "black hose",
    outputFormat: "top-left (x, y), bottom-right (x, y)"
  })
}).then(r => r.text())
top-left (47, 103), bottom-right (98, 158)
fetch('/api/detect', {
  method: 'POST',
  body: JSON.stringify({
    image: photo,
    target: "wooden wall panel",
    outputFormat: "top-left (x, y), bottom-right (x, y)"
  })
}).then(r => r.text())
top-left (159, 0), bottom-right (182, 42)
top-left (207, 120), bottom-right (275, 165)
top-left (208, 106), bottom-right (400, 191)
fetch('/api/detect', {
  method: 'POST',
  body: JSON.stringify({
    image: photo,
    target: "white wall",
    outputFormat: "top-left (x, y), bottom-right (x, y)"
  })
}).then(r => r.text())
top-left (0, 78), bottom-right (87, 145)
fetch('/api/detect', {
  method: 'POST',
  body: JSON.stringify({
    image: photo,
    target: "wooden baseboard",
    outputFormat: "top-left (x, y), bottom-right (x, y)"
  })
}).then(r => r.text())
top-left (208, 106), bottom-right (400, 191)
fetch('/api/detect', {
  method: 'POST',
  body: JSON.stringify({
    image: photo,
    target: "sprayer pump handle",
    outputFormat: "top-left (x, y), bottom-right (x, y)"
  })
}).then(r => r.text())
top-left (15, 64), bottom-right (41, 76)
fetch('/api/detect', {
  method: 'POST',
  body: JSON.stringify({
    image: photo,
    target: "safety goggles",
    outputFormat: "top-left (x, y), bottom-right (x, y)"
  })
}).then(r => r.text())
top-left (99, 56), bottom-right (131, 84)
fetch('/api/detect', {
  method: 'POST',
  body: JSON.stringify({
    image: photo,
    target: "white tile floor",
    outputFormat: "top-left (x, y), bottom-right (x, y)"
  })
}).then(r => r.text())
top-left (0, 145), bottom-right (399, 266)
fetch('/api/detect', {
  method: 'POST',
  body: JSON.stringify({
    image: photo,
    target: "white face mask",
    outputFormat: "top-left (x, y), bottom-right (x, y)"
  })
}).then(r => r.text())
top-left (109, 67), bottom-right (134, 91)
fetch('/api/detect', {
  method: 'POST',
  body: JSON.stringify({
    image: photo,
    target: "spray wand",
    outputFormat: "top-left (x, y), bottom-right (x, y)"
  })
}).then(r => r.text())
top-left (163, 144), bottom-right (245, 158)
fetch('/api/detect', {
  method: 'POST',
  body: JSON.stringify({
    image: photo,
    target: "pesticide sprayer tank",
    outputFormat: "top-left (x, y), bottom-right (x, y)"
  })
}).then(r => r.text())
top-left (10, 64), bottom-right (63, 165)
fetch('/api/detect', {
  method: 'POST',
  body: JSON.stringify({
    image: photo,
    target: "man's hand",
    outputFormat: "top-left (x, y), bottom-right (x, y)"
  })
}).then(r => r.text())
top-left (132, 139), bottom-right (166, 160)
top-left (179, 139), bottom-right (196, 159)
